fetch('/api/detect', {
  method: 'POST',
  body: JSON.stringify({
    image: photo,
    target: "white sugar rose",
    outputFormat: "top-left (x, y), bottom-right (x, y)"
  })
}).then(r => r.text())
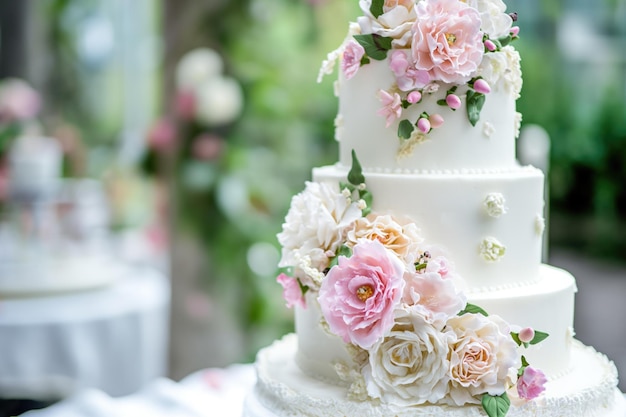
top-left (465, 0), bottom-right (513, 38)
top-left (346, 214), bottom-right (423, 265)
top-left (357, 0), bottom-right (417, 47)
top-left (476, 46), bottom-right (521, 98)
top-left (363, 309), bottom-right (454, 405)
top-left (278, 181), bottom-right (362, 280)
top-left (445, 313), bottom-right (521, 405)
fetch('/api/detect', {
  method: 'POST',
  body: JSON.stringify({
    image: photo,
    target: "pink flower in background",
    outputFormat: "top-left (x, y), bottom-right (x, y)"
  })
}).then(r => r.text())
top-left (277, 273), bottom-right (306, 309)
top-left (318, 240), bottom-right (405, 349)
top-left (0, 163), bottom-right (8, 202)
top-left (411, 0), bottom-right (484, 84)
top-left (517, 366), bottom-right (547, 400)
top-left (377, 90), bottom-right (403, 127)
top-left (389, 50), bottom-right (430, 91)
top-left (147, 119), bottom-right (177, 152)
top-left (192, 133), bottom-right (223, 161)
top-left (341, 40), bottom-right (365, 80)
top-left (175, 90), bottom-right (197, 121)
top-left (0, 78), bottom-right (41, 122)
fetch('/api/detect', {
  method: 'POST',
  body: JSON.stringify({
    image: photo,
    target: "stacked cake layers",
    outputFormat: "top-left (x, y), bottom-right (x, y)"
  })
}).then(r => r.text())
top-left (243, 1), bottom-right (625, 416)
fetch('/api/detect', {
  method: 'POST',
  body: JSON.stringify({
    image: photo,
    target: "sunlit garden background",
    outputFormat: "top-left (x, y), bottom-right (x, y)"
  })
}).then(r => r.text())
top-left (1, 0), bottom-right (625, 387)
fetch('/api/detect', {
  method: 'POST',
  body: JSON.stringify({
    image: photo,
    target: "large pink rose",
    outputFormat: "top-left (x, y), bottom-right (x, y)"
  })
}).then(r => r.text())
top-left (318, 240), bottom-right (405, 349)
top-left (517, 366), bottom-right (547, 400)
top-left (411, 0), bottom-right (484, 84)
top-left (389, 49), bottom-right (431, 91)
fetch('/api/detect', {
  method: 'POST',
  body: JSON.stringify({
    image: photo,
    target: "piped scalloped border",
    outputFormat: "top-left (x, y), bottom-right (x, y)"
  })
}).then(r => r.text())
top-left (334, 162), bottom-right (541, 176)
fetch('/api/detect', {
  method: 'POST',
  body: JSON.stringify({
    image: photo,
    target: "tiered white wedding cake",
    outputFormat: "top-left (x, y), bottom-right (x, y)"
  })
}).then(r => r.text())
top-left (243, 1), bottom-right (625, 416)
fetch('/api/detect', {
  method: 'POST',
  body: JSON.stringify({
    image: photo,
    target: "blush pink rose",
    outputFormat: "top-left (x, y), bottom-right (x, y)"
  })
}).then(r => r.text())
top-left (318, 240), bottom-right (405, 349)
top-left (389, 49), bottom-right (430, 92)
top-left (411, 0), bottom-right (484, 84)
top-left (517, 366), bottom-right (547, 400)
top-left (341, 40), bottom-right (365, 80)
top-left (277, 273), bottom-right (306, 309)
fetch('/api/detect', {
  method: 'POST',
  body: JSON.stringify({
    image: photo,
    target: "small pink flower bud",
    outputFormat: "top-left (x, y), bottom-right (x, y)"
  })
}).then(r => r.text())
top-left (446, 94), bottom-right (462, 110)
top-left (417, 117), bottom-right (431, 133)
top-left (484, 39), bottom-right (497, 52)
top-left (429, 113), bottom-right (444, 129)
top-left (407, 91), bottom-right (422, 104)
top-left (473, 79), bottom-right (491, 94)
top-left (510, 26), bottom-right (520, 37)
top-left (519, 327), bottom-right (535, 343)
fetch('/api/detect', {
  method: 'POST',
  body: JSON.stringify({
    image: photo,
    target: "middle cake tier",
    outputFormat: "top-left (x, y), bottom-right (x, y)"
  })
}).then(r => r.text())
top-left (313, 164), bottom-right (545, 291)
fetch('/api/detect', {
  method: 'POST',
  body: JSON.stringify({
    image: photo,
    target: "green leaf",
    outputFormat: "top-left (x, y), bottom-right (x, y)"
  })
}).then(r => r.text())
top-left (458, 303), bottom-right (489, 317)
top-left (398, 119), bottom-right (414, 139)
top-left (360, 55), bottom-right (371, 66)
top-left (498, 34), bottom-right (513, 47)
top-left (297, 278), bottom-right (310, 296)
top-left (466, 89), bottom-right (486, 126)
top-left (348, 150), bottom-right (365, 185)
top-left (369, 0), bottom-right (384, 18)
top-left (354, 34), bottom-right (393, 61)
top-left (329, 245), bottom-right (353, 268)
top-left (437, 99), bottom-right (448, 106)
top-left (530, 330), bottom-right (549, 345)
top-left (482, 393), bottom-right (510, 417)
top-left (518, 355), bottom-right (530, 376)
top-left (510, 332), bottom-right (522, 347)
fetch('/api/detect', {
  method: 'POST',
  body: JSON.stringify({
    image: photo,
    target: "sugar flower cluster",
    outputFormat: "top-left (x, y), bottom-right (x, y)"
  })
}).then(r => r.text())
top-left (276, 154), bottom-right (548, 417)
top-left (320, 0), bottom-right (522, 139)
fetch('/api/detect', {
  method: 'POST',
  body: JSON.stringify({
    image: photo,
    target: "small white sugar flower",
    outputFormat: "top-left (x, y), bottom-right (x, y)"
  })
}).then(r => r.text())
top-left (535, 214), bottom-right (546, 236)
top-left (483, 121), bottom-right (496, 138)
top-left (479, 237), bottom-right (506, 262)
top-left (484, 193), bottom-right (507, 218)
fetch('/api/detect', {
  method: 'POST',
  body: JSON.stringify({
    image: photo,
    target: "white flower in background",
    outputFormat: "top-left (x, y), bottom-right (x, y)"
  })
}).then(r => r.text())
top-left (483, 193), bottom-right (507, 218)
top-left (479, 236), bottom-right (506, 261)
top-left (465, 0), bottom-right (513, 38)
top-left (195, 76), bottom-right (244, 126)
top-left (357, 0), bottom-right (417, 47)
top-left (346, 214), bottom-right (423, 265)
top-left (363, 309), bottom-right (453, 405)
top-left (277, 181), bottom-right (362, 276)
top-left (445, 313), bottom-right (520, 405)
top-left (175, 48), bottom-right (224, 90)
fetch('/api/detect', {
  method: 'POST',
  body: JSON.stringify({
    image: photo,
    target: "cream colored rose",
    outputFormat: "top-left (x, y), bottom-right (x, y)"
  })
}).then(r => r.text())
top-left (465, 0), bottom-right (513, 38)
top-left (444, 313), bottom-right (521, 406)
top-left (357, 0), bottom-right (417, 47)
top-left (346, 214), bottom-right (422, 264)
top-left (363, 309), bottom-right (453, 405)
top-left (278, 181), bottom-right (362, 280)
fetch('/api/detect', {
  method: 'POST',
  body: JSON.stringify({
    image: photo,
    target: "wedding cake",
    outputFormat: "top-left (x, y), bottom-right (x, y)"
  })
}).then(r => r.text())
top-left (243, 1), bottom-right (625, 416)
top-left (0, 136), bottom-right (117, 295)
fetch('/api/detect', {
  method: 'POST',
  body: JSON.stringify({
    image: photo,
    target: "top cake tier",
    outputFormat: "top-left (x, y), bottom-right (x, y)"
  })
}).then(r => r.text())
top-left (322, 0), bottom-right (523, 172)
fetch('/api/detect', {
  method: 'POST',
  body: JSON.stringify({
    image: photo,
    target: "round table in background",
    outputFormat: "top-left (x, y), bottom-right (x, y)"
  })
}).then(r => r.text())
top-left (0, 265), bottom-right (170, 401)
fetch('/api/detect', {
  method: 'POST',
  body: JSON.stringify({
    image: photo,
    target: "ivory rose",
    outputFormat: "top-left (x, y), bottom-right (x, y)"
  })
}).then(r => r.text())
top-left (465, 0), bottom-right (513, 38)
top-left (363, 309), bottom-right (454, 405)
top-left (411, 0), bottom-right (484, 84)
top-left (357, 0), bottom-right (417, 47)
top-left (445, 313), bottom-right (521, 405)
top-left (277, 181), bottom-right (362, 279)
top-left (346, 214), bottom-right (423, 265)
top-left (318, 240), bottom-right (405, 349)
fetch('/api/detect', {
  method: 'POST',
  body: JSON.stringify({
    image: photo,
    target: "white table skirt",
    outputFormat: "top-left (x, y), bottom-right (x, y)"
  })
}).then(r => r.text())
top-left (20, 365), bottom-right (255, 417)
top-left (0, 266), bottom-right (170, 399)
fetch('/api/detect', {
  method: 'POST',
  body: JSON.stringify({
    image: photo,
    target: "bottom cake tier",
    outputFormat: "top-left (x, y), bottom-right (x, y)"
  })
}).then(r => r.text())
top-left (243, 334), bottom-right (626, 417)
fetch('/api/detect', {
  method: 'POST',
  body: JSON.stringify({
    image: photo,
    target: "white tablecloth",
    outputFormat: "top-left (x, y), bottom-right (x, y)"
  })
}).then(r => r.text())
top-left (20, 365), bottom-right (255, 417)
top-left (0, 266), bottom-right (170, 399)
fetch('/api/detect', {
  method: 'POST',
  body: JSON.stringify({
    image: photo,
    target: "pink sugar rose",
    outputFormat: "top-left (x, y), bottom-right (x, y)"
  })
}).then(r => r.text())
top-left (411, 0), bottom-right (484, 84)
top-left (517, 366), bottom-right (547, 400)
top-left (389, 50), bottom-right (430, 92)
top-left (342, 40), bottom-right (366, 80)
top-left (318, 240), bottom-right (405, 349)
top-left (276, 273), bottom-right (306, 309)
top-left (377, 89), bottom-right (403, 127)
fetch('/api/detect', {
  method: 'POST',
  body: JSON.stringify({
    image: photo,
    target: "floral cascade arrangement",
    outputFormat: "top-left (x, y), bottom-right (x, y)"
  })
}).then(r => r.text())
top-left (319, 0), bottom-right (522, 143)
top-left (275, 151), bottom-right (549, 417)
